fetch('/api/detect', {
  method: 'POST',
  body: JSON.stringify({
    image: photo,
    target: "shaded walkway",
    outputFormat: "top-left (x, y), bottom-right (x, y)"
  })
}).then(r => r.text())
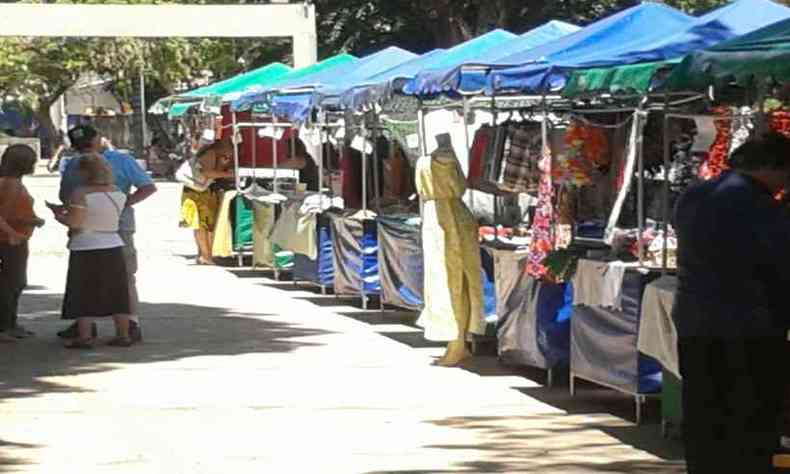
top-left (1, 180), bottom-right (684, 473)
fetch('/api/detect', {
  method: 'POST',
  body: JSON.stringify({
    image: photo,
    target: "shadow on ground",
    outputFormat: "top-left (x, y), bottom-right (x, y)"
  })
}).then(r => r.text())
top-left (230, 276), bottom-right (688, 473)
top-left (0, 290), bottom-right (333, 471)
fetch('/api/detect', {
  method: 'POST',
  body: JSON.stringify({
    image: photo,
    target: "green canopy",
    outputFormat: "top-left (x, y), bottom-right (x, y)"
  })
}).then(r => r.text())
top-left (150, 62), bottom-right (293, 116)
top-left (666, 17), bottom-right (790, 91)
top-left (563, 61), bottom-right (679, 97)
top-left (182, 62), bottom-right (292, 101)
top-left (167, 101), bottom-right (201, 119)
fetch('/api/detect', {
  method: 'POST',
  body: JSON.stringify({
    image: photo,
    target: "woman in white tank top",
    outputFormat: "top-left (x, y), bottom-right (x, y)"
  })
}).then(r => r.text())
top-left (55, 153), bottom-right (133, 349)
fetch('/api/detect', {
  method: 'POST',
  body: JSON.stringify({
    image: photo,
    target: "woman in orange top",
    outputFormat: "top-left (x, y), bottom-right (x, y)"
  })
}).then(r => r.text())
top-left (0, 145), bottom-right (44, 342)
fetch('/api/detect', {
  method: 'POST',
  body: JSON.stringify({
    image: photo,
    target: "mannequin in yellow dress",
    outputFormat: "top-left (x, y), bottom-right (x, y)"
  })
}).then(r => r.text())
top-left (416, 133), bottom-right (484, 366)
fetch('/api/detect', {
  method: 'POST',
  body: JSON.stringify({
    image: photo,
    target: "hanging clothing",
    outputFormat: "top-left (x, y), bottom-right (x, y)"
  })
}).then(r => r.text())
top-left (501, 124), bottom-right (542, 194)
top-left (270, 200), bottom-right (317, 259)
top-left (467, 126), bottom-right (492, 188)
top-left (552, 121), bottom-right (609, 186)
top-left (526, 138), bottom-right (555, 279)
top-left (480, 126), bottom-right (508, 191)
top-left (416, 146), bottom-right (484, 342)
top-left (698, 107), bottom-right (732, 181)
top-left (212, 191), bottom-right (237, 258)
top-left (252, 201), bottom-right (275, 267)
top-left (770, 108), bottom-right (790, 138)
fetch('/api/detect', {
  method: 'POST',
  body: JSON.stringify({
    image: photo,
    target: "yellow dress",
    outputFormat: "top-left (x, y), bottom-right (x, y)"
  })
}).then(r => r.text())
top-left (416, 146), bottom-right (484, 342)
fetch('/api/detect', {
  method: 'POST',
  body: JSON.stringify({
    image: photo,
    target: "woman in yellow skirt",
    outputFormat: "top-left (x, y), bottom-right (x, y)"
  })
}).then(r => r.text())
top-left (179, 141), bottom-right (233, 265)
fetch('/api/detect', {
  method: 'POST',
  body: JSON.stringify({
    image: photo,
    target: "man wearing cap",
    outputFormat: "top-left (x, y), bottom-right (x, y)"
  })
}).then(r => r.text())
top-left (673, 132), bottom-right (790, 473)
top-left (56, 125), bottom-right (157, 342)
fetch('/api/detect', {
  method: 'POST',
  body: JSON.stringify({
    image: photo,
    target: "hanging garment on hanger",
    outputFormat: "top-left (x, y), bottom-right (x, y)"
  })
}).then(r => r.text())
top-left (252, 201), bottom-right (275, 267)
top-left (479, 126), bottom-right (508, 191)
top-left (212, 190), bottom-right (238, 258)
top-left (467, 126), bottom-right (493, 188)
top-left (501, 123), bottom-right (543, 194)
top-left (552, 120), bottom-right (608, 186)
top-left (698, 107), bottom-right (732, 181)
top-left (526, 140), bottom-right (555, 279)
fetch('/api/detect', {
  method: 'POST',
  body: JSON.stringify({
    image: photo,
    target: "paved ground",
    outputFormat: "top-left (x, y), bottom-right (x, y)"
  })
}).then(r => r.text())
top-left (0, 171), bottom-right (686, 473)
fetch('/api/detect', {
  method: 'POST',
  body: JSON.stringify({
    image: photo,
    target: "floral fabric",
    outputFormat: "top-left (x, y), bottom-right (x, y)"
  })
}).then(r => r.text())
top-left (526, 141), bottom-right (555, 278)
top-left (552, 121), bottom-right (609, 186)
top-left (698, 107), bottom-right (732, 181)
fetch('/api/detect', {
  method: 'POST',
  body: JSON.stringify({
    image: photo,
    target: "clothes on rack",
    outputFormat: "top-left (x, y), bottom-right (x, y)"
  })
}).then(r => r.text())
top-left (252, 201), bottom-right (275, 267)
top-left (475, 122), bottom-right (543, 195)
top-left (552, 120), bottom-right (609, 186)
top-left (271, 201), bottom-right (318, 260)
top-left (212, 191), bottom-right (238, 258)
top-left (526, 141), bottom-right (555, 279)
top-left (698, 107), bottom-right (732, 181)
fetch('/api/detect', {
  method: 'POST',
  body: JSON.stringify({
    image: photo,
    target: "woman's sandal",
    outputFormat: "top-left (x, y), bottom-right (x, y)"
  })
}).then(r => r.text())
top-left (65, 339), bottom-right (94, 350)
top-left (107, 336), bottom-right (133, 348)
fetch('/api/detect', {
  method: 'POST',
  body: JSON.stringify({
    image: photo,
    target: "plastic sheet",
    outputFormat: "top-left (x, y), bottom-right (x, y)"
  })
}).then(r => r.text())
top-left (293, 214), bottom-right (335, 286)
top-left (570, 270), bottom-right (662, 394)
top-left (377, 214), bottom-right (424, 310)
top-left (495, 248), bottom-right (574, 369)
top-left (329, 212), bottom-right (381, 297)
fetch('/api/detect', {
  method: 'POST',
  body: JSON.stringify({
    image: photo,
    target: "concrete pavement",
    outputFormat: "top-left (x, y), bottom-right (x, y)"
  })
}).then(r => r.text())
top-left (0, 175), bottom-right (685, 473)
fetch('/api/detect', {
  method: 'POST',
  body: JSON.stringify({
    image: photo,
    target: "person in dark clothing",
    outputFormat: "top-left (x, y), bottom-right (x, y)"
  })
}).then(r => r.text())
top-left (673, 132), bottom-right (790, 474)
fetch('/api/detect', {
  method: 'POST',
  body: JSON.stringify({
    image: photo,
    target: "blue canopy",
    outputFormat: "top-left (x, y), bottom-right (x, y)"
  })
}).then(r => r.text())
top-left (315, 47), bottom-right (418, 99)
top-left (488, 3), bottom-right (697, 93)
top-left (489, 1), bottom-right (790, 94)
top-left (231, 54), bottom-right (358, 112)
top-left (433, 21), bottom-right (581, 96)
top-left (403, 29), bottom-right (519, 96)
top-left (272, 47), bottom-right (418, 122)
top-left (698, 0), bottom-right (790, 36)
top-left (336, 49), bottom-right (449, 111)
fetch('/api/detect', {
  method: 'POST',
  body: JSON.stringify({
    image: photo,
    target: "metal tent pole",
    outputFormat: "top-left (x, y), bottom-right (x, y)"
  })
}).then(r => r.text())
top-left (661, 100), bottom-right (671, 274)
top-left (231, 112), bottom-right (244, 268)
top-left (491, 93), bottom-right (499, 242)
top-left (462, 95), bottom-right (474, 210)
top-left (372, 124), bottom-right (381, 215)
top-left (636, 107), bottom-right (646, 267)
top-left (272, 118), bottom-right (281, 281)
top-left (361, 121), bottom-right (369, 310)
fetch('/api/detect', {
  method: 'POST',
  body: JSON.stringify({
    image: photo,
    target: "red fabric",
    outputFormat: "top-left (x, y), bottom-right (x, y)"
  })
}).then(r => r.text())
top-left (478, 226), bottom-right (513, 239)
top-left (770, 109), bottom-right (790, 138)
top-left (220, 105), bottom-right (295, 168)
top-left (340, 147), bottom-right (362, 209)
top-left (467, 128), bottom-right (491, 187)
top-left (698, 107), bottom-right (731, 181)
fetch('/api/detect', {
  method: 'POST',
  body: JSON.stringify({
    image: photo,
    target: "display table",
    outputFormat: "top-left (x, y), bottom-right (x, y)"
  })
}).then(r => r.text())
top-left (328, 212), bottom-right (381, 308)
top-left (569, 259), bottom-right (662, 424)
top-left (637, 276), bottom-right (680, 378)
top-left (494, 245), bottom-right (573, 387)
top-left (292, 213), bottom-right (335, 291)
top-left (637, 275), bottom-right (681, 436)
top-left (377, 214), bottom-right (424, 311)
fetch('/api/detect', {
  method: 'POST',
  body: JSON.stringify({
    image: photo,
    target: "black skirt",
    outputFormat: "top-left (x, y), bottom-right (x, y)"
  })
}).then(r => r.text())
top-left (62, 247), bottom-right (131, 320)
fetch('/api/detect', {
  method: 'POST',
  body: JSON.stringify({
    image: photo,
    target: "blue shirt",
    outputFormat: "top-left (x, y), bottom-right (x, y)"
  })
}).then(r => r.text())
top-left (672, 171), bottom-right (790, 339)
top-left (59, 150), bottom-right (154, 231)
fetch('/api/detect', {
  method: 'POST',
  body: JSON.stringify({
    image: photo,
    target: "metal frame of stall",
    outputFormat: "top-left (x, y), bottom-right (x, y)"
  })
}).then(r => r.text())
top-left (229, 112), bottom-right (299, 279)
top-left (325, 110), bottom-right (385, 310)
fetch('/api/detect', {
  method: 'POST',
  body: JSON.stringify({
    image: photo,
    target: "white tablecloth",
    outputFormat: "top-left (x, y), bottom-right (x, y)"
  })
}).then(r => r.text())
top-left (637, 275), bottom-right (679, 378)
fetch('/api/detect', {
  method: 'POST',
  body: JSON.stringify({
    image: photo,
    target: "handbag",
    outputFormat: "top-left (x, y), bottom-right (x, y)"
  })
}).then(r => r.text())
top-left (175, 157), bottom-right (212, 192)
